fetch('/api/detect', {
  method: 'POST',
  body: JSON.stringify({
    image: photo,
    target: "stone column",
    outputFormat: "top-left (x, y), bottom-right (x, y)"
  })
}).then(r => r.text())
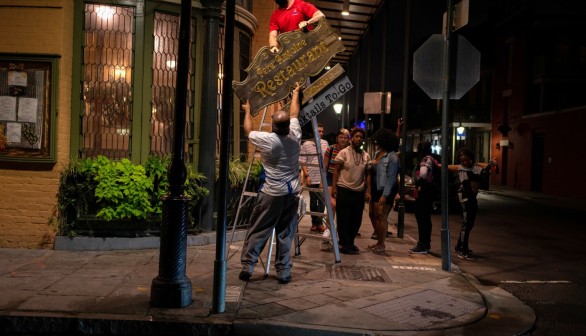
top-left (198, 0), bottom-right (224, 231)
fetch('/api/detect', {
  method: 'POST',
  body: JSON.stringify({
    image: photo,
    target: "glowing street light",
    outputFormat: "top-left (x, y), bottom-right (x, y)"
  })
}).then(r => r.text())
top-left (333, 103), bottom-right (343, 115)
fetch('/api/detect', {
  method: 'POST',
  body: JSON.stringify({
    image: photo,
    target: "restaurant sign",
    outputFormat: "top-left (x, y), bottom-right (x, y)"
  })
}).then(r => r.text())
top-left (232, 18), bottom-right (345, 116)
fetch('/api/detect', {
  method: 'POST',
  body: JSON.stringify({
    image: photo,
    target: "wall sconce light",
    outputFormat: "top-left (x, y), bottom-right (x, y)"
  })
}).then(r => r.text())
top-left (166, 60), bottom-right (176, 69)
top-left (114, 66), bottom-right (126, 81)
top-left (456, 123), bottom-right (465, 135)
top-left (333, 103), bottom-right (343, 115)
top-left (497, 139), bottom-right (513, 150)
top-left (96, 6), bottom-right (115, 19)
top-left (341, 0), bottom-right (350, 16)
top-left (456, 122), bottom-right (466, 140)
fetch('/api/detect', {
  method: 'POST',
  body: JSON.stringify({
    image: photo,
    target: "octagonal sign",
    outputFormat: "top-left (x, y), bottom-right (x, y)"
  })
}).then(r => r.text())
top-left (413, 34), bottom-right (480, 100)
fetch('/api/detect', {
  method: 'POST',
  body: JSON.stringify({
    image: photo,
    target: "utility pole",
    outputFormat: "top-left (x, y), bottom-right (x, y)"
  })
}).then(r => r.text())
top-left (440, 0), bottom-right (454, 271)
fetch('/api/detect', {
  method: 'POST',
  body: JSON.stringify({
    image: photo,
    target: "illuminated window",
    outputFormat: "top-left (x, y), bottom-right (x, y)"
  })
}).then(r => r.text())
top-left (77, 2), bottom-right (195, 162)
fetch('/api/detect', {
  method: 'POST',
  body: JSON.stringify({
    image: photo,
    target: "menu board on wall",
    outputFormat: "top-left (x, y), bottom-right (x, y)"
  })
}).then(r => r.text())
top-left (0, 55), bottom-right (58, 163)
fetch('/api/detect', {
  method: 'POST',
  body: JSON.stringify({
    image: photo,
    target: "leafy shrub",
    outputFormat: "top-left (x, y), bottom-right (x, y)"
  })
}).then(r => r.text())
top-left (55, 156), bottom-right (208, 236)
top-left (93, 157), bottom-right (155, 221)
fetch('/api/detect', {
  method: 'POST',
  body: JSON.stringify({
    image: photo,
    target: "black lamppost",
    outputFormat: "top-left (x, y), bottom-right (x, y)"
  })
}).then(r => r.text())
top-left (150, 0), bottom-right (192, 308)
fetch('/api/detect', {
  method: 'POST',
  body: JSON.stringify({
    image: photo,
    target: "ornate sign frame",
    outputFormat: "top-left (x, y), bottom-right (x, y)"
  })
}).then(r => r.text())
top-left (232, 18), bottom-right (345, 116)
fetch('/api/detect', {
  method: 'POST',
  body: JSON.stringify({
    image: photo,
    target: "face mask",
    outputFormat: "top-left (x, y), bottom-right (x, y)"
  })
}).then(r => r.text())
top-left (275, 0), bottom-right (288, 8)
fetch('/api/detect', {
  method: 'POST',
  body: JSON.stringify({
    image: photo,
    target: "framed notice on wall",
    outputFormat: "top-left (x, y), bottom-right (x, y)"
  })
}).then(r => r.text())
top-left (0, 54), bottom-right (58, 163)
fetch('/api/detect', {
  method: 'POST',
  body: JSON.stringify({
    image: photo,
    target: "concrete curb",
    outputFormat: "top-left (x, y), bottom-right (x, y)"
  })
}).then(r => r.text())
top-left (461, 272), bottom-right (536, 336)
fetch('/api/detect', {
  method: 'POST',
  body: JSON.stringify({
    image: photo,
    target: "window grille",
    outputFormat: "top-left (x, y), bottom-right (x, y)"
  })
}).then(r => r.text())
top-left (150, 11), bottom-right (196, 162)
top-left (80, 4), bottom-right (134, 159)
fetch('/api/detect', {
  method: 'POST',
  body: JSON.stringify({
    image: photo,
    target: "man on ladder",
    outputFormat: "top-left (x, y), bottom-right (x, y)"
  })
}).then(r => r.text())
top-left (239, 83), bottom-right (302, 284)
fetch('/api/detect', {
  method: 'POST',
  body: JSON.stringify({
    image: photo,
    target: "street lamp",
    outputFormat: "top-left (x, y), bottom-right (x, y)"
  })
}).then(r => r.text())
top-left (333, 103), bottom-right (343, 115)
top-left (333, 103), bottom-right (343, 128)
top-left (456, 122), bottom-right (466, 140)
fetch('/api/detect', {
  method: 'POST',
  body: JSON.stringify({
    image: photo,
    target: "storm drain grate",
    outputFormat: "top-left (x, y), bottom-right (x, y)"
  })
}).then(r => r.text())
top-left (361, 289), bottom-right (482, 328)
top-left (326, 265), bottom-right (390, 282)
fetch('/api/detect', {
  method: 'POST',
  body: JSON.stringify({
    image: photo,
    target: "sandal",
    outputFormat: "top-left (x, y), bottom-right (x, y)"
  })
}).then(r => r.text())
top-left (368, 244), bottom-right (385, 253)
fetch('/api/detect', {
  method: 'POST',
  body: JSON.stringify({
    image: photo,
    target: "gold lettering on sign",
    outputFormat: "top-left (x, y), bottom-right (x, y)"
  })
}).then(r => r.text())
top-left (255, 61), bottom-right (276, 78)
top-left (254, 41), bottom-right (329, 98)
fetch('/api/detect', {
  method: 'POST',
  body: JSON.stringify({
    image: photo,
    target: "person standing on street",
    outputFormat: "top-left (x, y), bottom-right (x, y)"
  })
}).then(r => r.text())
top-left (331, 127), bottom-right (371, 255)
top-left (409, 141), bottom-right (440, 254)
top-left (367, 128), bottom-right (400, 254)
top-left (300, 123), bottom-right (329, 233)
top-left (239, 83), bottom-right (302, 284)
top-left (323, 128), bottom-right (350, 216)
top-left (449, 148), bottom-right (498, 260)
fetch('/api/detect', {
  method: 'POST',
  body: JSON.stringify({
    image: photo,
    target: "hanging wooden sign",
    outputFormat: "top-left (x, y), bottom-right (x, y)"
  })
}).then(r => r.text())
top-left (232, 18), bottom-right (345, 116)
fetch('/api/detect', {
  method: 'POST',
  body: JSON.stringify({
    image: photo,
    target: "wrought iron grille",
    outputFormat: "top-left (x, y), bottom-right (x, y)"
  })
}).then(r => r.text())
top-left (80, 4), bottom-right (134, 159)
top-left (150, 11), bottom-right (195, 162)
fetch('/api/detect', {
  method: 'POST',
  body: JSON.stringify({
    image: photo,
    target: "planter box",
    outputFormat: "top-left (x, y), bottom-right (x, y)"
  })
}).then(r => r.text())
top-left (54, 229), bottom-right (247, 251)
top-left (64, 217), bottom-right (162, 238)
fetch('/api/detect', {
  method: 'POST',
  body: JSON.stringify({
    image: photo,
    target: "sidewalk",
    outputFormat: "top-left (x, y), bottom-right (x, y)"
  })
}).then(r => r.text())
top-left (0, 192), bottom-right (538, 336)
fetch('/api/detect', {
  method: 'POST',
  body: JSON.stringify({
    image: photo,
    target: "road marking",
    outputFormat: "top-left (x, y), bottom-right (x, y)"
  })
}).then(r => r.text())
top-left (500, 280), bottom-right (573, 284)
top-left (391, 265), bottom-right (437, 272)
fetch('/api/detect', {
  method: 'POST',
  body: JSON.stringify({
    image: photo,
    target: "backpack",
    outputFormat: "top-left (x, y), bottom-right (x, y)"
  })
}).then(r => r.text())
top-left (414, 155), bottom-right (440, 189)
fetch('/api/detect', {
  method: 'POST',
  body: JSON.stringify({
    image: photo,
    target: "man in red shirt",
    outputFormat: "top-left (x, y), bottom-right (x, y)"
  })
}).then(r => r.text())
top-left (269, 0), bottom-right (325, 53)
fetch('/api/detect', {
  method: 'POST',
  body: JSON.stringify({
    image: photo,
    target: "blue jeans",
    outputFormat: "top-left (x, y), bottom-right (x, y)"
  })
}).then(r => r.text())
top-left (456, 193), bottom-right (478, 251)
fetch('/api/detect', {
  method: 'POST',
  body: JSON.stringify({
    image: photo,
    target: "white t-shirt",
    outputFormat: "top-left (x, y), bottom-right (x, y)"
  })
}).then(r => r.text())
top-left (248, 118), bottom-right (302, 196)
top-left (334, 146), bottom-right (371, 192)
top-left (300, 138), bottom-right (329, 184)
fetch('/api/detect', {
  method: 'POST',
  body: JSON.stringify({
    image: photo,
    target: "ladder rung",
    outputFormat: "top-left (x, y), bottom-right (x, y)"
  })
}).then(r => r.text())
top-left (302, 186), bottom-right (325, 192)
top-left (305, 211), bottom-right (328, 217)
top-left (243, 191), bottom-right (258, 197)
top-left (296, 232), bottom-right (330, 239)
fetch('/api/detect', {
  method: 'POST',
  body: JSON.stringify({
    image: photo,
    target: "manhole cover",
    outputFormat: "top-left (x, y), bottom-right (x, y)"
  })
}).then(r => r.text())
top-left (326, 265), bottom-right (390, 282)
top-left (361, 289), bottom-right (482, 328)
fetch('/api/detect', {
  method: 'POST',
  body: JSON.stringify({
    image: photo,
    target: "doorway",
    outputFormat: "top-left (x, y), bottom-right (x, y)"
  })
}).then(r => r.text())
top-left (531, 132), bottom-right (545, 192)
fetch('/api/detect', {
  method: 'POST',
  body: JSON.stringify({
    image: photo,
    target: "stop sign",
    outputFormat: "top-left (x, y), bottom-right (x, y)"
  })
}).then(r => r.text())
top-left (413, 34), bottom-right (480, 99)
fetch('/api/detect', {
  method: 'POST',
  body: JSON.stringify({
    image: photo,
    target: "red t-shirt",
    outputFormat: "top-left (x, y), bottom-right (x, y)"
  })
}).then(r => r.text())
top-left (269, 0), bottom-right (319, 34)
